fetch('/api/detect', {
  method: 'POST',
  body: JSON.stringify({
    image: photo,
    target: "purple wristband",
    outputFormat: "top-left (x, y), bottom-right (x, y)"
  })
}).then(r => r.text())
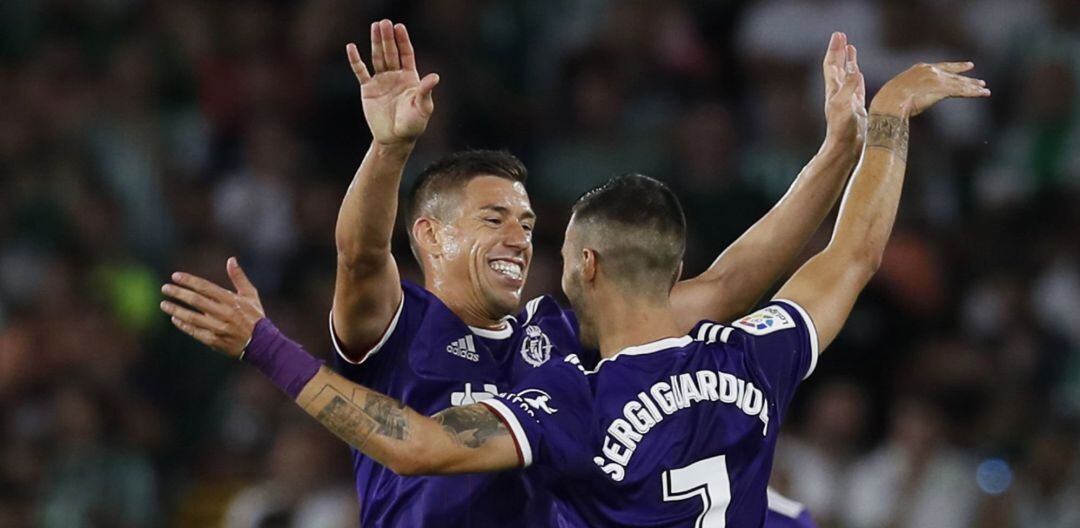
top-left (241, 318), bottom-right (323, 399)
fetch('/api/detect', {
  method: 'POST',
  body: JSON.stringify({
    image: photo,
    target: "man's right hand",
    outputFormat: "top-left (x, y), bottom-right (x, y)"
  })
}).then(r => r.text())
top-left (869, 61), bottom-right (989, 119)
top-left (348, 19), bottom-right (440, 147)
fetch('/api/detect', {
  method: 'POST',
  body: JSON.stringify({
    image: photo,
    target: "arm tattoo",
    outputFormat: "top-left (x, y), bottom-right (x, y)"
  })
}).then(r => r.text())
top-left (432, 405), bottom-right (509, 448)
top-left (313, 386), bottom-right (409, 449)
top-left (866, 114), bottom-right (910, 161)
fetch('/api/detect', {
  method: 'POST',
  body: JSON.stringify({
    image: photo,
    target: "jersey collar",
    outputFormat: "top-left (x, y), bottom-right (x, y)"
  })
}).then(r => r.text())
top-left (587, 335), bottom-right (694, 373)
top-left (468, 315), bottom-right (516, 340)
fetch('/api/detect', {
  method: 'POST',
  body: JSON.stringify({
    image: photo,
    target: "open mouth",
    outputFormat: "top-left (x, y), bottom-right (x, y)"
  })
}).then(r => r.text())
top-left (489, 259), bottom-right (524, 282)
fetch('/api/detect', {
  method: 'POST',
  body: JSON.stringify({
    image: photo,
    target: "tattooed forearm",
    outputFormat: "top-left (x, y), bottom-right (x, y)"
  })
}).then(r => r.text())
top-left (866, 114), bottom-right (910, 161)
top-left (311, 385), bottom-right (409, 450)
top-left (363, 392), bottom-right (410, 440)
top-left (433, 405), bottom-right (509, 448)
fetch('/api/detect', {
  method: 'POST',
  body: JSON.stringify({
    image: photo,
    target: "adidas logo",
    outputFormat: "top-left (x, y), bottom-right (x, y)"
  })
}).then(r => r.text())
top-left (447, 335), bottom-right (479, 362)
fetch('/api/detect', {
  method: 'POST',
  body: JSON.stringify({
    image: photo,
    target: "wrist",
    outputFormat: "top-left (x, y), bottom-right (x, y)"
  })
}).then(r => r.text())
top-left (821, 133), bottom-right (862, 160)
top-left (869, 96), bottom-right (910, 119)
top-left (242, 318), bottom-right (323, 400)
top-left (371, 139), bottom-right (416, 160)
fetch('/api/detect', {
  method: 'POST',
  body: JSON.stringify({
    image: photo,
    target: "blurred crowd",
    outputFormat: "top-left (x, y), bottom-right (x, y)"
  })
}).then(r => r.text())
top-left (1, 0), bottom-right (1078, 527)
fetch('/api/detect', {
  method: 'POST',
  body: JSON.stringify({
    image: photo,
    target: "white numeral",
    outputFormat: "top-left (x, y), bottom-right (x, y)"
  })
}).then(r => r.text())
top-left (662, 454), bottom-right (731, 528)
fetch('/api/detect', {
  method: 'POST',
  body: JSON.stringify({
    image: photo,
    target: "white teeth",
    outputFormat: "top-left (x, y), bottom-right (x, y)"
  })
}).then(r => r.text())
top-left (490, 260), bottom-right (523, 281)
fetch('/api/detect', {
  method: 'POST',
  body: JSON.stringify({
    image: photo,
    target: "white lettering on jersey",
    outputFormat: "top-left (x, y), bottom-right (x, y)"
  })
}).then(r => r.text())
top-left (594, 369), bottom-right (770, 482)
top-left (447, 335), bottom-right (479, 362)
top-left (450, 383), bottom-right (499, 406)
top-left (732, 306), bottom-right (795, 336)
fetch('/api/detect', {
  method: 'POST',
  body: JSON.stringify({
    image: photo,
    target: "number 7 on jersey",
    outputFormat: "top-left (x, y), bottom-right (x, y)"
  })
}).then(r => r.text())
top-left (662, 454), bottom-right (732, 528)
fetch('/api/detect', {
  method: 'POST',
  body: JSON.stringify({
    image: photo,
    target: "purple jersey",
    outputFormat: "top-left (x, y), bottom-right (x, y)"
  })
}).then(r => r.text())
top-left (483, 300), bottom-right (818, 528)
top-left (766, 488), bottom-right (818, 528)
top-left (329, 280), bottom-right (580, 527)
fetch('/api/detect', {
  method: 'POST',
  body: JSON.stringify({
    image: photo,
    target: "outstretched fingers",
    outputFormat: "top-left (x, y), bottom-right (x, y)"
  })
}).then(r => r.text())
top-left (380, 19), bottom-right (401, 70)
top-left (418, 73), bottom-right (440, 99)
top-left (371, 22), bottom-right (386, 72)
top-left (346, 43), bottom-right (371, 84)
top-left (935, 61), bottom-right (975, 74)
top-left (170, 316), bottom-right (218, 348)
top-left (227, 257), bottom-right (258, 298)
top-left (395, 23), bottom-right (417, 72)
top-left (160, 300), bottom-right (222, 334)
top-left (823, 32), bottom-right (847, 95)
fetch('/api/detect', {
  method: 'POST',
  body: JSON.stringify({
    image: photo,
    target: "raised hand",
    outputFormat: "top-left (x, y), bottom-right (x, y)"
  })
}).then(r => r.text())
top-left (870, 61), bottom-right (990, 119)
top-left (160, 258), bottom-right (265, 358)
top-left (348, 20), bottom-right (440, 146)
top-left (823, 32), bottom-right (867, 149)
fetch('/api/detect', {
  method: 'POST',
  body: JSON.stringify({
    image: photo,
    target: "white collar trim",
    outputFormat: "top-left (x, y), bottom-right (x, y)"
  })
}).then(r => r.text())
top-left (587, 335), bottom-right (693, 373)
top-left (469, 318), bottom-right (515, 340)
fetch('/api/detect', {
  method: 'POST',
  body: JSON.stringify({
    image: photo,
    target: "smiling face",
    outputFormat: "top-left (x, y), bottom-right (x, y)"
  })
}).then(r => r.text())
top-left (418, 175), bottom-right (535, 320)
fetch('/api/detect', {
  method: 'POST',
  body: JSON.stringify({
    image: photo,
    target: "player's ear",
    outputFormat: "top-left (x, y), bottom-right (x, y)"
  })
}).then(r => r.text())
top-left (673, 261), bottom-right (684, 285)
top-left (413, 217), bottom-right (443, 257)
top-left (581, 247), bottom-right (598, 285)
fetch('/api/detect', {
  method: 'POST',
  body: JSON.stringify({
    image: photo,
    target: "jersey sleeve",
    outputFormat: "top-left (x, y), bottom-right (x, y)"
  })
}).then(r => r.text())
top-left (329, 280), bottom-right (426, 374)
top-left (703, 299), bottom-right (818, 413)
top-left (479, 360), bottom-right (594, 472)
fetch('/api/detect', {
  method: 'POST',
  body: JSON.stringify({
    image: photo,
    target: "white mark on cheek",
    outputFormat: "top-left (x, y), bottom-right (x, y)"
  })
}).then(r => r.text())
top-left (440, 226), bottom-right (463, 259)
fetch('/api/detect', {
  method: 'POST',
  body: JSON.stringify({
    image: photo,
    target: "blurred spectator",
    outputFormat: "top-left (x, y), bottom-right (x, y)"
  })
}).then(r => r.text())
top-left (842, 397), bottom-right (981, 528)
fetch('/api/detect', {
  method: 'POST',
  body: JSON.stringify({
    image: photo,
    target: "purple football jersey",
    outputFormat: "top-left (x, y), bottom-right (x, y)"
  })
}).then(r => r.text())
top-left (766, 488), bottom-right (818, 528)
top-left (329, 281), bottom-right (580, 527)
top-left (483, 300), bottom-right (818, 528)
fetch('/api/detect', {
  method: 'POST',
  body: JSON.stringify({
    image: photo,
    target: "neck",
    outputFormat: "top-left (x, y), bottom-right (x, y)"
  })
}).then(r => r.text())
top-left (593, 292), bottom-right (682, 359)
top-left (425, 274), bottom-right (508, 330)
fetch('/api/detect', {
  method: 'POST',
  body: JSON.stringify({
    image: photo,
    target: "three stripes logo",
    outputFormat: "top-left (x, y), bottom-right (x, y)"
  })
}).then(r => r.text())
top-left (447, 335), bottom-right (480, 362)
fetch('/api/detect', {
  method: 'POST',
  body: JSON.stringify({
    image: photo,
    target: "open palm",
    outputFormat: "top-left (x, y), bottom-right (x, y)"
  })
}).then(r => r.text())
top-left (822, 32), bottom-right (867, 147)
top-left (348, 20), bottom-right (440, 146)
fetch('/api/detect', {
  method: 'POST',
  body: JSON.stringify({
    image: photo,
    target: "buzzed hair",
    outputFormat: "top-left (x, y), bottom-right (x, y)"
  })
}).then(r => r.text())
top-left (570, 174), bottom-right (687, 296)
top-left (406, 150), bottom-right (528, 259)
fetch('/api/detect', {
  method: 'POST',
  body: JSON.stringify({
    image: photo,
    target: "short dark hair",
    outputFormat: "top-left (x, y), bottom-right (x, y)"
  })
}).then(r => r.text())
top-left (570, 174), bottom-right (686, 294)
top-left (407, 149), bottom-right (528, 226)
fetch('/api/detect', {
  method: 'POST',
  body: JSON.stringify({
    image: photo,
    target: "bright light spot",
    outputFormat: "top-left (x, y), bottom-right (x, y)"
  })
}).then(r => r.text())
top-left (976, 458), bottom-right (1012, 495)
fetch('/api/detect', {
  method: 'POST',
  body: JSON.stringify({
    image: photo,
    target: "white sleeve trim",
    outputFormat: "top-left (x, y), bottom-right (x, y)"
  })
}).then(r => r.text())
top-left (329, 292), bottom-right (405, 366)
top-left (773, 299), bottom-right (819, 380)
top-left (480, 399), bottom-right (534, 468)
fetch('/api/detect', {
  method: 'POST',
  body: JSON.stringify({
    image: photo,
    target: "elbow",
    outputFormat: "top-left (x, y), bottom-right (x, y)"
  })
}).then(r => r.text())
top-left (828, 242), bottom-right (883, 283)
top-left (851, 247), bottom-right (883, 280)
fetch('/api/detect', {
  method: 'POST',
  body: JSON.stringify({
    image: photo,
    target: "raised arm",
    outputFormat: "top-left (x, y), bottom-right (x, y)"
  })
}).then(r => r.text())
top-left (160, 260), bottom-right (519, 476)
top-left (334, 20), bottom-right (440, 356)
top-left (775, 61), bottom-right (989, 351)
top-left (671, 32), bottom-right (867, 330)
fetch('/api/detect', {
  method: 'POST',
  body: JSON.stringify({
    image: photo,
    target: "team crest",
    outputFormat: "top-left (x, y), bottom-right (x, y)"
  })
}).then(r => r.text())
top-left (520, 325), bottom-right (552, 367)
top-left (733, 306), bottom-right (796, 336)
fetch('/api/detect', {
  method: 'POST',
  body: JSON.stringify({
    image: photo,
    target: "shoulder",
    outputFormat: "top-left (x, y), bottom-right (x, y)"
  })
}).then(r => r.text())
top-left (517, 295), bottom-right (568, 326)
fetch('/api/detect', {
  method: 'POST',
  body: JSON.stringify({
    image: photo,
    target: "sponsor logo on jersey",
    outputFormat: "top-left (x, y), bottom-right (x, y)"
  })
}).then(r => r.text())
top-left (502, 388), bottom-right (558, 418)
top-left (520, 325), bottom-right (552, 367)
top-left (447, 335), bottom-right (479, 362)
top-left (450, 383), bottom-right (499, 406)
top-left (733, 306), bottom-right (795, 336)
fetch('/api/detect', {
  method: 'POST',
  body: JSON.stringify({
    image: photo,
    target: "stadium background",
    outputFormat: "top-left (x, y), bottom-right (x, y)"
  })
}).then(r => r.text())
top-left (1, 0), bottom-right (1078, 526)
